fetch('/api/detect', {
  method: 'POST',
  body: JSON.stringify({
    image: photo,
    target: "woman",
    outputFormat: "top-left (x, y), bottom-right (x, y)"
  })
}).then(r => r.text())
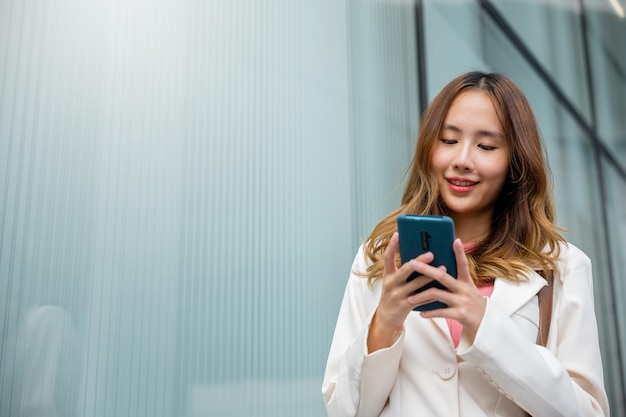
top-left (322, 72), bottom-right (609, 417)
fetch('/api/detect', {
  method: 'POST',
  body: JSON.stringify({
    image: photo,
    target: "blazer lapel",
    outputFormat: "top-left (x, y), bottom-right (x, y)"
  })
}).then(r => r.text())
top-left (432, 317), bottom-right (451, 341)
top-left (491, 271), bottom-right (548, 316)
top-left (427, 271), bottom-right (547, 339)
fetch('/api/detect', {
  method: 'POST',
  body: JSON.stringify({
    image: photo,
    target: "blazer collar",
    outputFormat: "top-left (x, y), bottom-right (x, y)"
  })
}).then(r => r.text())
top-left (491, 270), bottom-right (548, 316)
top-left (430, 270), bottom-right (548, 338)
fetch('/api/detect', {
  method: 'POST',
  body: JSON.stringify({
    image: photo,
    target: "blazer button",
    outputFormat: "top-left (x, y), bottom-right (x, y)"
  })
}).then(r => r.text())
top-left (438, 365), bottom-right (456, 380)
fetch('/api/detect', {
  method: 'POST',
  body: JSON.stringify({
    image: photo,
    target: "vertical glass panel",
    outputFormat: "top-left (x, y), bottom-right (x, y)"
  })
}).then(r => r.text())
top-left (422, 0), bottom-right (489, 96)
top-left (584, 4), bottom-right (626, 170)
top-left (348, 0), bottom-right (420, 245)
top-left (488, 0), bottom-right (593, 125)
top-left (602, 159), bottom-right (626, 411)
top-left (0, 1), bottom-right (355, 416)
top-left (0, 1), bottom-right (107, 415)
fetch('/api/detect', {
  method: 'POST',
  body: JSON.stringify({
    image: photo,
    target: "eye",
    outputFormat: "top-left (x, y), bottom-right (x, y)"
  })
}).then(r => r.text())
top-left (440, 138), bottom-right (457, 145)
top-left (478, 144), bottom-right (497, 151)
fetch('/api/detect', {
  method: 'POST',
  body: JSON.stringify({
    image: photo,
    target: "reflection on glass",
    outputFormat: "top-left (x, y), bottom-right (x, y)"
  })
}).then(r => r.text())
top-left (11, 306), bottom-right (80, 417)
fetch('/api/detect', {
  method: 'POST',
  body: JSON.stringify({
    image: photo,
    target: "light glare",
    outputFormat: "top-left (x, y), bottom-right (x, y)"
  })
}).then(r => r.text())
top-left (609, 0), bottom-right (625, 18)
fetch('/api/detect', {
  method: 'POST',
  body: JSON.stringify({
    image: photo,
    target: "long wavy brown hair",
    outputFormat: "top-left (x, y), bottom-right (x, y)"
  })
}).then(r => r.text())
top-left (364, 71), bottom-right (565, 286)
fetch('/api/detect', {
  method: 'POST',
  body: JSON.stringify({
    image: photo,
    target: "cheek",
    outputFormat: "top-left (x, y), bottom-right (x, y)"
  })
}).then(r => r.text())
top-left (430, 148), bottom-right (449, 172)
top-left (484, 158), bottom-right (510, 188)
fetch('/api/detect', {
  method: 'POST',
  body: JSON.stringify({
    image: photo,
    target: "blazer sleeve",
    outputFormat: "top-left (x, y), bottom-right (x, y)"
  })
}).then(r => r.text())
top-left (457, 244), bottom-right (610, 417)
top-left (321, 246), bottom-right (404, 417)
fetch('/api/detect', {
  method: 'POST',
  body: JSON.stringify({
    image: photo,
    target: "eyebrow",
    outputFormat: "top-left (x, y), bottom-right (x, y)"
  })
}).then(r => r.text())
top-left (442, 123), bottom-right (503, 139)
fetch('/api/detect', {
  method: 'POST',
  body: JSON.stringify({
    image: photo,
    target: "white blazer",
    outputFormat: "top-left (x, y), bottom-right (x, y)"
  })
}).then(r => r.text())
top-left (322, 242), bottom-right (610, 417)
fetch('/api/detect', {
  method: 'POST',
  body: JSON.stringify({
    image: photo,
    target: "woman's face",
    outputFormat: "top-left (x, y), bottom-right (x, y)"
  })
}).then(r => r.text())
top-left (431, 90), bottom-right (510, 223)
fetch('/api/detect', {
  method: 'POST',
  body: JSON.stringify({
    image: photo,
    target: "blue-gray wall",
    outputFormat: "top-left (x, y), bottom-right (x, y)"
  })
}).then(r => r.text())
top-left (1, 0), bottom-right (624, 415)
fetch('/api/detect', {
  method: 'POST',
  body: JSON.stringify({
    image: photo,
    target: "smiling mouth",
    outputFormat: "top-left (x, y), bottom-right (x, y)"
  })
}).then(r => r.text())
top-left (448, 179), bottom-right (478, 187)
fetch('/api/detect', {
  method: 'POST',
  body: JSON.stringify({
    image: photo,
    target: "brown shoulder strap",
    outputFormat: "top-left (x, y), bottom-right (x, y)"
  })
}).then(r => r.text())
top-left (536, 270), bottom-right (554, 347)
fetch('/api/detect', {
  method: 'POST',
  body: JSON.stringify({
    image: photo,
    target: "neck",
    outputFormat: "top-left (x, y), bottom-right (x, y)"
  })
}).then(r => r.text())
top-left (450, 213), bottom-right (492, 243)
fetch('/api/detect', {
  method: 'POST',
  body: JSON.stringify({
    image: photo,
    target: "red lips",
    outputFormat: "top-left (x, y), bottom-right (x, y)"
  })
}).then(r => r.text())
top-left (446, 177), bottom-right (478, 192)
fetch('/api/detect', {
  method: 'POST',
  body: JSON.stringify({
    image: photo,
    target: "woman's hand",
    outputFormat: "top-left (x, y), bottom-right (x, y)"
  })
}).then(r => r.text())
top-left (409, 238), bottom-right (487, 342)
top-left (367, 232), bottom-right (439, 353)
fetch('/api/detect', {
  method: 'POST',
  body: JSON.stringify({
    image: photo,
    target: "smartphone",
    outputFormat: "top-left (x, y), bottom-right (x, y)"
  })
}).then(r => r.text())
top-left (397, 214), bottom-right (457, 311)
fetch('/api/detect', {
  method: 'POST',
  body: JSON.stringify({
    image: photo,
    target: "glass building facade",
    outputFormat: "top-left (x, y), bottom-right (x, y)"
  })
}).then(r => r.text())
top-left (0, 0), bottom-right (624, 416)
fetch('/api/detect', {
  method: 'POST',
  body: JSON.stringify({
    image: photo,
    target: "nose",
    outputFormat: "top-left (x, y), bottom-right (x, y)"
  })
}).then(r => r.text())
top-left (452, 144), bottom-right (474, 172)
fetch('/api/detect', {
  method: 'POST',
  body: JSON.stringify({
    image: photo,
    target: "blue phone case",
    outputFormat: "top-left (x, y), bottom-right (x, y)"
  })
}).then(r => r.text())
top-left (397, 214), bottom-right (457, 311)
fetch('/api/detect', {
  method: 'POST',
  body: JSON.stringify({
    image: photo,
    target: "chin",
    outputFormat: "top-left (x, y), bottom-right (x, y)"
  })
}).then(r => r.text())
top-left (443, 202), bottom-right (487, 216)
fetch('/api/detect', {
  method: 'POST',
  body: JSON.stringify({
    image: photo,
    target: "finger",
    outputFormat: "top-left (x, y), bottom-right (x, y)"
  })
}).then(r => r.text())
top-left (406, 287), bottom-right (435, 307)
top-left (418, 289), bottom-right (487, 332)
top-left (404, 271), bottom-right (437, 293)
top-left (408, 285), bottom-right (462, 314)
top-left (414, 250), bottom-right (434, 263)
top-left (453, 238), bottom-right (472, 283)
top-left (383, 232), bottom-right (400, 275)
top-left (410, 260), bottom-right (454, 288)
top-left (419, 307), bottom-right (450, 319)
top-left (407, 284), bottom-right (449, 307)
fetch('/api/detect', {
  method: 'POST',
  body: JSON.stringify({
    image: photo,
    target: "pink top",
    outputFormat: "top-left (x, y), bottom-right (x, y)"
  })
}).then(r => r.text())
top-left (446, 242), bottom-right (493, 348)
